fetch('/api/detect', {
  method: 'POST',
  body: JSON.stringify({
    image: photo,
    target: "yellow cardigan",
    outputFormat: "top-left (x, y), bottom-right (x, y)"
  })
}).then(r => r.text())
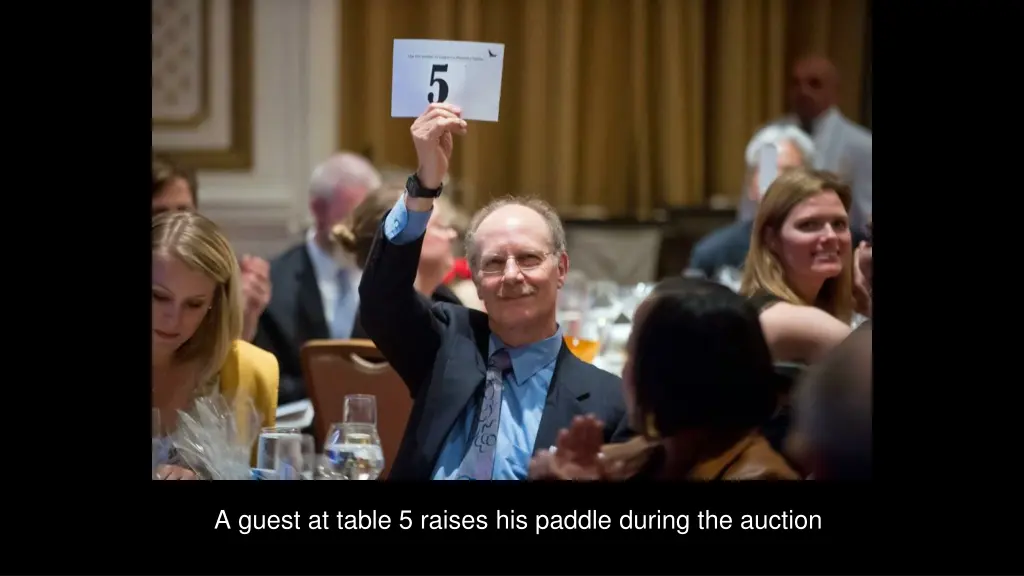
top-left (219, 340), bottom-right (279, 439)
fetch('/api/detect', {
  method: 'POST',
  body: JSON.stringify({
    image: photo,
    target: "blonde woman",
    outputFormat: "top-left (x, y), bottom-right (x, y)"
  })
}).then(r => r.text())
top-left (152, 211), bottom-right (279, 479)
top-left (739, 169), bottom-right (854, 364)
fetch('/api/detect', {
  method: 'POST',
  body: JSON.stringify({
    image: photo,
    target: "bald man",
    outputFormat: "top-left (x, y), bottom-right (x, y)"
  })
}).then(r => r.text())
top-left (738, 55), bottom-right (872, 237)
top-left (254, 152), bottom-right (382, 405)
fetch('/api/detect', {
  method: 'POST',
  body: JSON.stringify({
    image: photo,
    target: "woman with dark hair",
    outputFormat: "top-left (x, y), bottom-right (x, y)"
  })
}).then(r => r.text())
top-left (529, 277), bottom-right (798, 480)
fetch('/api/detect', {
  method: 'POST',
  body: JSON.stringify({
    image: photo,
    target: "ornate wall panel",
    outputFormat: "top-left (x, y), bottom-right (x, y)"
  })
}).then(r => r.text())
top-left (152, 0), bottom-right (253, 170)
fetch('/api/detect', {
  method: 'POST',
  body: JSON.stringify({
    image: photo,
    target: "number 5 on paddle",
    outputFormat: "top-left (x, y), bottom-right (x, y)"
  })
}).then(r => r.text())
top-left (391, 39), bottom-right (506, 122)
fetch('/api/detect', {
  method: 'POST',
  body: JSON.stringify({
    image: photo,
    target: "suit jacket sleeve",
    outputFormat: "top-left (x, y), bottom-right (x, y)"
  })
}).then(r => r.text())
top-left (359, 201), bottom-right (446, 399)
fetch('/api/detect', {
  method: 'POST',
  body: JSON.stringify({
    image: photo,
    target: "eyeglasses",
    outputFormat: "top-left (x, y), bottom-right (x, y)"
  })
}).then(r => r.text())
top-left (479, 251), bottom-right (552, 276)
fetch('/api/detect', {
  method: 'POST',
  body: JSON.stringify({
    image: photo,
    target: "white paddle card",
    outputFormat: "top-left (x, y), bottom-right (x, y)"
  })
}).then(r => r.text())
top-left (391, 39), bottom-right (505, 122)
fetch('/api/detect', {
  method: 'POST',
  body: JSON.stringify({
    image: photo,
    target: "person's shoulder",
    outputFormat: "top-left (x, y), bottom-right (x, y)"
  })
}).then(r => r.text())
top-left (432, 299), bottom-right (489, 338)
top-left (724, 433), bottom-right (802, 480)
top-left (759, 302), bottom-right (851, 361)
top-left (839, 115), bottom-right (872, 146)
top-left (219, 340), bottom-right (280, 421)
top-left (760, 300), bottom-right (836, 327)
top-left (231, 340), bottom-right (280, 381)
top-left (567, 353), bottom-right (623, 391)
top-left (432, 283), bottom-right (463, 305)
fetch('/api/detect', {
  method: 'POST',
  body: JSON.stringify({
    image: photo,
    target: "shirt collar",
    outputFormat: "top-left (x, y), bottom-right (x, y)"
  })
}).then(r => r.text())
top-left (306, 228), bottom-right (358, 280)
top-left (488, 325), bottom-right (564, 385)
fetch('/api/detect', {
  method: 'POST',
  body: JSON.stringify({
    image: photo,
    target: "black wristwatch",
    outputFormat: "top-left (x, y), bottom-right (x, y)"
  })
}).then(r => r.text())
top-left (406, 174), bottom-right (444, 199)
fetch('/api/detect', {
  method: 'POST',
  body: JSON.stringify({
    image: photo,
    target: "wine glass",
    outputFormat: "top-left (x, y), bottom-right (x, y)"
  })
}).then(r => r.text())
top-left (321, 422), bottom-right (384, 480)
top-left (343, 394), bottom-right (377, 426)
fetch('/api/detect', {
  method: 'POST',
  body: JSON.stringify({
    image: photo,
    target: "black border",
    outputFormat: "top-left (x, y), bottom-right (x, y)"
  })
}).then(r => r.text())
top-left (21, 1), bottom-right (1017, 573)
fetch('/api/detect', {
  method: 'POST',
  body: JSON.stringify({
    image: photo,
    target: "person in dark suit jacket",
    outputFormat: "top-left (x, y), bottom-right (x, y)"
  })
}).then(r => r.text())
top-left (253, 152), bottom-right (380, 405)
top-left (330, 184), bottom-right (463, 339)
top-left (360, 104), bottom-right (631, 480)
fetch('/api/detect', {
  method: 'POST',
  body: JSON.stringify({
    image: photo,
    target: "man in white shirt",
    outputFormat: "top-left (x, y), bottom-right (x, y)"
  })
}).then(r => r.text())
top-left (737, 55), bottom-right (872, 237)
top-left (253, 152), bottom-right (382, 405)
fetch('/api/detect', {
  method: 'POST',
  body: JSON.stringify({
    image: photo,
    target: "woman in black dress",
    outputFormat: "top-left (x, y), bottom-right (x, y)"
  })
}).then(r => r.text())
top-left (739, 168), bottom-right (856, 364)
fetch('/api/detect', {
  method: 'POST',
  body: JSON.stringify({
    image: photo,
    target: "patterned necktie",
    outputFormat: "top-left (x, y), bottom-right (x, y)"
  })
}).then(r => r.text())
top-left (331, 268), bottom-right (357, 339)
top-left (456, 349), bottom-right (512, 480)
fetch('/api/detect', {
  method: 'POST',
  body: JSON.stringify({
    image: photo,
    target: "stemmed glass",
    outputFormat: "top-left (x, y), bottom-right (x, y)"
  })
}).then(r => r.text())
top-left (319, 395), bottom-right (384, 480)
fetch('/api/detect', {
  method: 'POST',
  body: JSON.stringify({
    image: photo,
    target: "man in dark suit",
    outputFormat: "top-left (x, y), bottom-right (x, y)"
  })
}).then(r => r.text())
top-left (360, 103), bottom-right (632, 480)
top-left (253, 152), bottom-right (381, 405)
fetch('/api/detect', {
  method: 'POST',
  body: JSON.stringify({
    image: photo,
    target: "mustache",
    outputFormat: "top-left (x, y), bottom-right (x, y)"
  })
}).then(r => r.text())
top-left (497, 282), bottom-right (535, 298)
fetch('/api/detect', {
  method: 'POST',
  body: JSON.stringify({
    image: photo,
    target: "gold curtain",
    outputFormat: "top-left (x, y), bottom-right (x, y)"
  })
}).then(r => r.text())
top-left (339, 0), bottom-right (867, 218)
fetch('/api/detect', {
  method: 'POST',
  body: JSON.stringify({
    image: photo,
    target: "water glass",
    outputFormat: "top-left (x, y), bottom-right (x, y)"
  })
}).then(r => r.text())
top-left (321, 422), bottom-right (385, 480)
top-left (343, 394), bottom-right (377, 426)
top-left (273, 433), bottom-right (316, 480)
top-left (256, 427), bottom-right (302, 480)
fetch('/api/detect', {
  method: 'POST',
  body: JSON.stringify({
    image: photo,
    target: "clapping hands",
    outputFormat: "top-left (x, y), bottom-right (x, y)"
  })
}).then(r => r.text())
top-left (529, 415), bottom-right (622, 481)
top-left (240, 255), bottom-right (271, 341)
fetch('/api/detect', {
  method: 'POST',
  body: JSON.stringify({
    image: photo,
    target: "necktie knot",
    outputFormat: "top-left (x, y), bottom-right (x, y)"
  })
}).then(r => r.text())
top-left (489, 349), bottom-right (512, 374)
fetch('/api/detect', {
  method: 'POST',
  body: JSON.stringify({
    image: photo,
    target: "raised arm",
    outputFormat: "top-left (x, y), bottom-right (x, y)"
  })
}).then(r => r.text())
top-left (358, 104), bottom-right (468, 396)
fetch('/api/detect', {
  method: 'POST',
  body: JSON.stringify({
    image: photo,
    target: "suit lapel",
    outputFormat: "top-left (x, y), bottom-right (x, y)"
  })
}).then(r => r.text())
top-left (419, 316), bottom-right (490, 469)
top-left (534, 344), bottom-right (592, 453)
top-left (295, 250), bottom-right (329, 339)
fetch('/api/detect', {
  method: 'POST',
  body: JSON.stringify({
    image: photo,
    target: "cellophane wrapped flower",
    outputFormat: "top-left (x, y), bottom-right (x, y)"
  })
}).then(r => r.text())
top-left (171, 393), bottom-right (263, 480)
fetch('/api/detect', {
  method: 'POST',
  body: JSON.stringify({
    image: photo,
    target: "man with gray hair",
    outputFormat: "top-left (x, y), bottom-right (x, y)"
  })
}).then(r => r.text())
top-left (685, 125), bottom-right (814, 279)
top-left (254, 152), bottom-right (381, 405)
top-left (789, 323), bottom-right (872, 479)
top-left (359, 103), bottom-right (630, 480)
top-left (737, 55), bottom-right (872, 236)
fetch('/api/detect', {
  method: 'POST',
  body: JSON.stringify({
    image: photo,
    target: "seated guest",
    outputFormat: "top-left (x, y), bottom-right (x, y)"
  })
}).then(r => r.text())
top-left (152, 155), bottom-right (271, 343)
top-left (330, 185), bottom-right (462, 338)
top-left (152, 211), bottom-right (279, 479)
top-left (687, 125), bottom-right (815, 279)
top-left (528, 277), bottom-right (798, 481)
top-left (740, 168), bottom-right (854, 364)
top-left (152, 155), bottom-right (198, 215)
top-left (254, 152), bottom-right (379, 405)
top-left (787, 322), bottom-right (872, 479)
top-left (360, 103), bottom-right (631, 480)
